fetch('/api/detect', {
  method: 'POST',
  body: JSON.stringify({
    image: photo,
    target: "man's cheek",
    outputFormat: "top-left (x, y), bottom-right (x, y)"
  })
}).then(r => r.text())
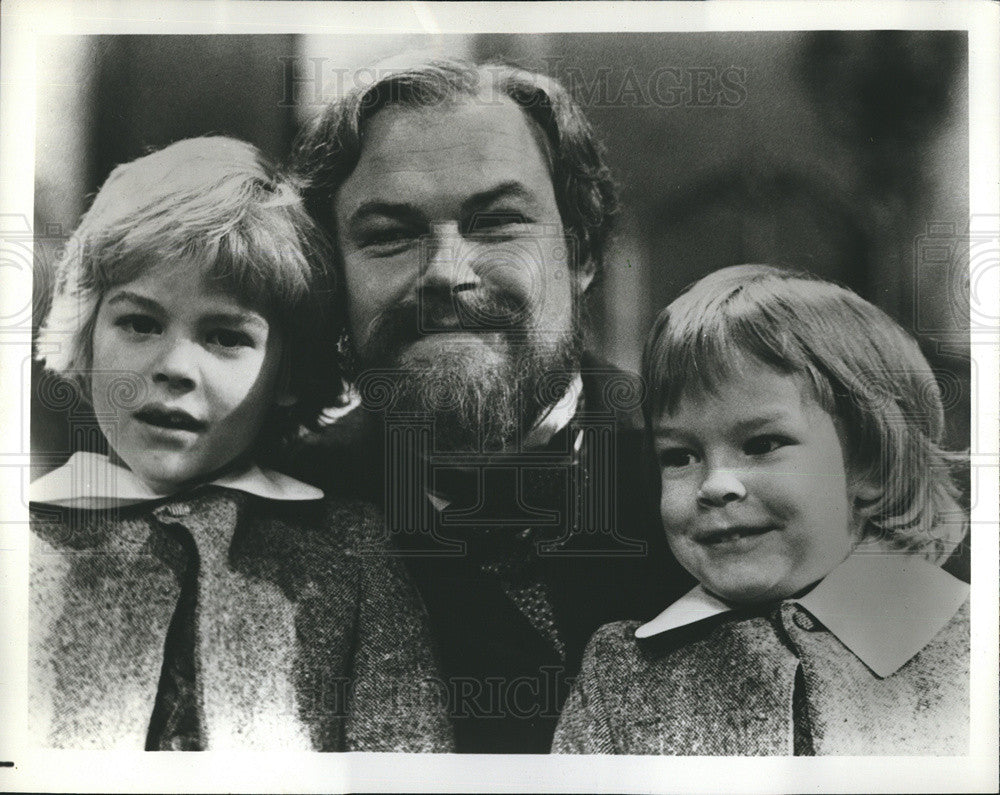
top-left (480, 256), bottom-right (540, 303)
top-left (347, 303), bottom-right (376, 349)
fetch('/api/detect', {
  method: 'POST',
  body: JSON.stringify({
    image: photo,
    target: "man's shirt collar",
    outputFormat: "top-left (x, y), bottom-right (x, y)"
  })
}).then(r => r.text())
top-left (30, 451), bottom-right (324, 508)
top-left (426, 374), bottom-right (583, 512)
top-left (521, 374), bottom-right (583, 449)
top-left (636, 548), bottom-right (969, 678)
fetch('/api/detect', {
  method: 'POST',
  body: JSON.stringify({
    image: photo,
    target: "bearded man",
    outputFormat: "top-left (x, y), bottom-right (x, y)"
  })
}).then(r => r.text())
top-left (289, 57), bottom-right (692, 753)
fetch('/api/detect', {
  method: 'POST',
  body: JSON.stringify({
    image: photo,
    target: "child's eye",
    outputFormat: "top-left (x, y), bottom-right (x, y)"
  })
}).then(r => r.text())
top-left (207, 329), bottom-right (254, 349)
top-left (115, 314), bottom-right (160, 336)
top-left (659, 448), bottom-right (698, 469)
top-left (743, 435), bottom-right (791, 456)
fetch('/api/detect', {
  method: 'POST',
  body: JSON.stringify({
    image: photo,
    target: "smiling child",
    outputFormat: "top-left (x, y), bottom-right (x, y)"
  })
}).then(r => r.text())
top-left (553, 264), bottom-right (969, 755)
top-left (29, 137), bottom-right (452, 751)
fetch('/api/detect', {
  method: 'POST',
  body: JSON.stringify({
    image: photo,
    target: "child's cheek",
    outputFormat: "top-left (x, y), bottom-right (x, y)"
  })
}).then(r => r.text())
top-left (659, 479), bottom-right (693, 536)
top-left (90, 341), bottom-right (133, 417)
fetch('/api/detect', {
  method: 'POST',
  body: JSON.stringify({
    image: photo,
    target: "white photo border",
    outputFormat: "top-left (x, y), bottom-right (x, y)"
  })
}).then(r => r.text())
top-left (1, 2), bottom-right (997, 792)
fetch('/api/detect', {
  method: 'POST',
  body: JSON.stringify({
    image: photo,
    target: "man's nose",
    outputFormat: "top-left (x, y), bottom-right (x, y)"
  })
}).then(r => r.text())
top-left (150, 336), bottom-right (198, 393)
top-left (696, 464), bottom-right (748, 508)
top-left (419, 222), bottom-right (481, 293)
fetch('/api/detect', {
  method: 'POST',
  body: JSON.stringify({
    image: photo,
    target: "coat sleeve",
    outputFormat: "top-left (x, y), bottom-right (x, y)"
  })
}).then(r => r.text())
top-left (340, 503), bottom-right (455, 752)
top-left (551, 625), bottom-right (622, 754)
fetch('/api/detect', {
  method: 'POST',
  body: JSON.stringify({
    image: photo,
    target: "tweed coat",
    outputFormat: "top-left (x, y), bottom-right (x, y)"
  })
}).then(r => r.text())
top-left (29, 457), bottom-right (454, 752)
top-left (283, 357), bottom-right (694, 752)
top-left (553, 552), bottom-right (969, 755)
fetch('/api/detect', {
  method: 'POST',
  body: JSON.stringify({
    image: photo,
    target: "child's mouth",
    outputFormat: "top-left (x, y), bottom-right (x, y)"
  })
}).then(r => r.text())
top-left (134, 407), bottom-right (205, 433)
top-left (696, 525), bottom-right (775, 545)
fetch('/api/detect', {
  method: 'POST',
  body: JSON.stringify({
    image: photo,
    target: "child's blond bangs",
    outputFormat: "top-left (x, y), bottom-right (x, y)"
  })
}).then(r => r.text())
top-left (35, 136), bottom-right (344, 438)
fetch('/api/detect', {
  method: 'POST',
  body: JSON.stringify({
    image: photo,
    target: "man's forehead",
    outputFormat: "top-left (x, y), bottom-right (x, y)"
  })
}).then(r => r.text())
top-left (364, 98), bottom-right (529, 149)
top-left (335, 97), bottom-right (556, 216)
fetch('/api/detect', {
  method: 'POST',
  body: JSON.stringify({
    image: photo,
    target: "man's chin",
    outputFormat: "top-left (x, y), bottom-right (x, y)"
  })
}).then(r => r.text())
top-left (359, 335), bottom-right (519, 452)
top-left (356, 325), bottom-right (581, 453)
top-left (395, 330), bottom-right (505, 363)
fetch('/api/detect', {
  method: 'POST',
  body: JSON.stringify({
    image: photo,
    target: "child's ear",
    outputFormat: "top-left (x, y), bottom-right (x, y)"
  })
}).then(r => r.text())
top-left (848, 468), bottom-right (882, 515)
top-left (847, 470), bottom-right (882, 542)
top-left (850, 471), bottom-right (882, 502)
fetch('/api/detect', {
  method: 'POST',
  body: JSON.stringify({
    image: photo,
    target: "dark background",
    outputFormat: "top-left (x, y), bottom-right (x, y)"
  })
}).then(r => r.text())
top-left (31, 33), bottom-right (971, 516)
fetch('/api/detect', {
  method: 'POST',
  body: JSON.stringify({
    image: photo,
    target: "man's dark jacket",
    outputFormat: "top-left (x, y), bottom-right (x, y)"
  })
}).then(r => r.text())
top-left (284, 355), bottom-right (695, 753)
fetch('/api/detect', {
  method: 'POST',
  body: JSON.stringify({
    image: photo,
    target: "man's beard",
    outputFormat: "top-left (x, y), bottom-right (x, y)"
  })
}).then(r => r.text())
top-left (353, 289), bottom-right (583, 453)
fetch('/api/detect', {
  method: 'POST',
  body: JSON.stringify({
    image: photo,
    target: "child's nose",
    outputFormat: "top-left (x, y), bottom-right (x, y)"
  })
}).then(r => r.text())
top-left (697, 466), bottom-right (748, 507)
top-left (151, 337), bottom-right (198, 392)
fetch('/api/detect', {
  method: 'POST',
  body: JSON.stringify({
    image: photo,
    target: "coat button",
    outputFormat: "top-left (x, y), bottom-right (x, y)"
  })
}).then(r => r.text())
top-left (793, 609), bottom-right (818, 631)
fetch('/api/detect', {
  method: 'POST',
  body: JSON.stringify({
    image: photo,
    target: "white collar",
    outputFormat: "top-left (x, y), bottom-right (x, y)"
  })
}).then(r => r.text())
top-left (521, 374), bottom-right (583, 449)
top-left (30, 451), bottom-right (324, 508)
top-left (636, 548), bottom-right (969, 678)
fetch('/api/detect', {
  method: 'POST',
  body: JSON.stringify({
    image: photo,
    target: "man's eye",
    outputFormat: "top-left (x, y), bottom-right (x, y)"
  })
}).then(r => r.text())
top-left (467, 212), bottom-right (531, 233)
top-left (743, 435), bottom-right (790, 456)
top-left (207, 329), bottom-right (253, 349)
top-left (115, 314), bottom-right (160, 336)
top-left (659, 448), bottom-right (697, 469)
top-left (362, 227), bottom-right (416, 249)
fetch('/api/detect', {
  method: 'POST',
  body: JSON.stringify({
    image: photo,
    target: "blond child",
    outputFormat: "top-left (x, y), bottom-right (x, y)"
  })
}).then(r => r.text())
top-left (30, 137), bottom-right (452, 751)
top-left (553, 264), bottom-right (969, 755)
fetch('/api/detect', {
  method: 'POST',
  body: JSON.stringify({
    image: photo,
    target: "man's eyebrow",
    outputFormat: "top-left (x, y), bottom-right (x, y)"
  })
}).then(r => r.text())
top-left (347, 182), bottom-right (539, 232)
top-left (460, 182), bottom-right (537, 216)
top-left (346, 201), bottom-right (423, 232)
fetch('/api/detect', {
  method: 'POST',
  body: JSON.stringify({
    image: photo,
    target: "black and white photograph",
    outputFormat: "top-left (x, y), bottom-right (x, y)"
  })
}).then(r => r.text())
top-left (1, 1), bottom-right (997, 792)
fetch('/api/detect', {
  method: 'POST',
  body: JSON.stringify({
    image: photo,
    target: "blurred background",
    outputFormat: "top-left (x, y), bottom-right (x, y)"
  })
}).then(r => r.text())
top-left (31, 32), bottom-right (970, 490)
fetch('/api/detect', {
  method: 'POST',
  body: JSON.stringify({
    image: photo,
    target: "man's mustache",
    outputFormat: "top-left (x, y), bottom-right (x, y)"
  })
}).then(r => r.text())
top-left (363, 288), bottom-right (532, 360)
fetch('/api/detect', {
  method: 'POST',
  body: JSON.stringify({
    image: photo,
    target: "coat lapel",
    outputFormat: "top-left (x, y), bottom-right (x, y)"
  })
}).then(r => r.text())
top-left (153, 494), bottom-right (315, 750)
top-left (30, 510), bottom-right (181, 749)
